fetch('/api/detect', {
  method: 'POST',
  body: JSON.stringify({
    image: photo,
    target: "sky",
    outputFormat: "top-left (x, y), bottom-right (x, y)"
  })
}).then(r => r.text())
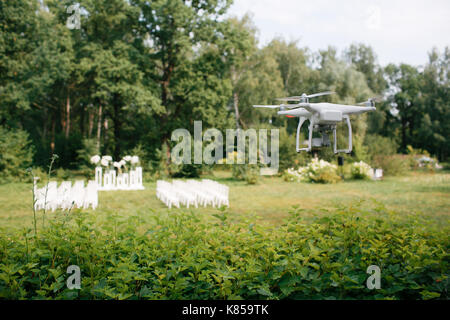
top-left (227, 0), bottom-right (450, 67)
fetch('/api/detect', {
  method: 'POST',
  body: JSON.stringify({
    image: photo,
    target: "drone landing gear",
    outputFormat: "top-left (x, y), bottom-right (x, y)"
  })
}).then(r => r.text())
top-left (295, 115), bottom-right (353, 154)
top-left (296, 116), bottom-right (310, 152)
top-left (333, 115), bottom-right (352, 154)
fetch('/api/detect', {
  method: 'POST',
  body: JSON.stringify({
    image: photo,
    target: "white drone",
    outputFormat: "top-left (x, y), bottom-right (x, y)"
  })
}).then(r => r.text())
top-left (254, 91), bottom-right (376, 154)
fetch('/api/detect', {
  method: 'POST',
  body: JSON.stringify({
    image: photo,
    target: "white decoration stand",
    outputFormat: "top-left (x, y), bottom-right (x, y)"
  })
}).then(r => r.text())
top-left (116, 173), bottom-right (124, 190)
top-left (95, 164), bottom-right (145, 191)
top-left (122, 173), bottom-right (129, 190)
top-left (103, 170), bottom-right (111, 190)
top-left (95, 167), bottom-right (102, 188)
top-left (136, 167), bottom-right (144, 190)
top-left (129, 170), bottom-right (136, 189)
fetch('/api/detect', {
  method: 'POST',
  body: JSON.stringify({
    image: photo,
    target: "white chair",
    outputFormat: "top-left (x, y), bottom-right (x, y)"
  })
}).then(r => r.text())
top-left (43, 181), bottom-right (58, 212)
top-left (58, 181), bottom-right (72, 210)
top-left (156, 180), bottom-right (180, 209)
top-left (83, 180), bottom-right (98, 210)
top-left (156, 179), bottom-right (229, 209)
top-left (172, 180), bottom-right (198, 208)
top-left (71, 180), bottom-right (85, 208)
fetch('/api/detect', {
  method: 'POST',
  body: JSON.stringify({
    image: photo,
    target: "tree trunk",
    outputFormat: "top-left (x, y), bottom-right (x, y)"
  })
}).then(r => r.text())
top-left (233, 91), bottom-right (240, 129)
top-left (65, 94), bottom-right (70, 139)
top-left (51, 115), bottom-right (56, 154)
top-left (113, 97), bottom-right (121, 160)
top-left (88, 108), bottom-right (94, 138)
top-left (401, 117), bottom-right (407, 151)
top-left (96, 104), bottom-right (102, 152)
top-left (42, 108), bottom-right (48, 142)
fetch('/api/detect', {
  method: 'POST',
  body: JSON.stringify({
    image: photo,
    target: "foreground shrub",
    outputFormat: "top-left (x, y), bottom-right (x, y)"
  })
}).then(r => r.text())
top-left (1, 203), bottom-right (447, 300)
top-left (350, 161), bottom-right (372, 180)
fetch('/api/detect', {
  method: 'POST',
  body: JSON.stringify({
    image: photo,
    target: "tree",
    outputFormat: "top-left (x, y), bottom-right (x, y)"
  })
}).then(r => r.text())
top-left (66, 0), bottom-right (161, 159)
top-left (344, 43), bottom-right (386, 94)
top-left (417, 47), bottom-right (449, 160)
top-left (0, 0), bottom-right (42, 127)
top-left (384, 63), bottom-right (422, 152)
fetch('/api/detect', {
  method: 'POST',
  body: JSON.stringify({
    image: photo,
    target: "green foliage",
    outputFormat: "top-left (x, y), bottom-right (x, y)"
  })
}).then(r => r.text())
top-left (172, 164), bottom-right (202, 178)
top-left (0, 203), bottom-right (447, 300)
top-left (373, 155), bottom-right (410, 176)
top-left (75, 139), bottom-right (98, 178)
top-left (365, 134), bottom-right (399, 165)
top-left (231, 164), bottom-right (260, 185)
top-left (0, 127), bottom-right (34, 182)
top-left (278, 127), bottom-right (310, 172)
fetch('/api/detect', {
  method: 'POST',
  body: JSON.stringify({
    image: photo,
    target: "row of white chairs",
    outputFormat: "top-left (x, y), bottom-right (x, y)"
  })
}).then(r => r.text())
top-left (34, 180), bottom-right (98, 211)
top-left (156, 179), bottom-right (229, 209)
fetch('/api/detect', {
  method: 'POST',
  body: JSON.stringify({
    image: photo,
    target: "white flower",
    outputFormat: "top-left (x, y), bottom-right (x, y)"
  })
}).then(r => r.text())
top-left (124, 155), bottom-right (132, 162)
top-left (102, 155), bottom-right (112, 162)
top-left (101, 158), bottom-right (109, 167)
top-left (113, 161), bottom-right (121, 168)
top-left (90, 155), bottom-right (100, 164)
top-left (120, 159), bottom-right (126, 166)
top-left (131, 156), bottom-right (139, 164)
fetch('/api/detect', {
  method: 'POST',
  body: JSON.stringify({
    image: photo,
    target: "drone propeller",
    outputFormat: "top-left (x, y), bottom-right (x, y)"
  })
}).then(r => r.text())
top-left (253, 104), bottom-right (301, 109)
top-left (276, 91), bottom-right (335, 102)
top-left (253, 105), bottom-right (282, 109)
top-left (357, 97), bottom-right (381, 108)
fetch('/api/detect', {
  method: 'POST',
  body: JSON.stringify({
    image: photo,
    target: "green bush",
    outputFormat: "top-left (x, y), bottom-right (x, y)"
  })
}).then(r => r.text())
top-left (224, 152), bottom-right (261, 185)
top-left (373, 154), bottom-right (410, 176)
top-left (365, 134), bottom-right (399, 166)
top-left (278, 128), bottom-right (310, 171)
top-left (0, 203), bottom-right (447, 300)
top-left (0, 127), bottom-right (34, 183)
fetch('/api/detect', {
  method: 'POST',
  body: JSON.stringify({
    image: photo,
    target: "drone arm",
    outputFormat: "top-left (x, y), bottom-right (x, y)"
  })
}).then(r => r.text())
top-left (333, 115), bottom-right (352, 154)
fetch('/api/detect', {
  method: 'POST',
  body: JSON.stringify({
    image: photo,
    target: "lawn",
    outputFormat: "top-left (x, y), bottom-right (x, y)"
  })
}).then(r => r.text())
top-left (0, 170), bottom-right (448, 231)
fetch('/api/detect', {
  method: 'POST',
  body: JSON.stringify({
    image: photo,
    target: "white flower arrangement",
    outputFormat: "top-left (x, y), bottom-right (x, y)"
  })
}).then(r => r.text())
top-left (284, 158), bottom-right (340, 184)
top-left (90, 155), bottom-right (101, 165)
top-left (92, 154), bottom-right (141, 172)
top-left (100, 158), bottom-right (109, 167)
top-left (131, 156), bottom-right (139, 164)
top-left (350, 161), bottom-right (372, 179)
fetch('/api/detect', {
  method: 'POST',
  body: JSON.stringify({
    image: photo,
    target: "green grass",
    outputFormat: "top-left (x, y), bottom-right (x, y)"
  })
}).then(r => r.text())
top-left (0, 170), bottom-right (448, 231)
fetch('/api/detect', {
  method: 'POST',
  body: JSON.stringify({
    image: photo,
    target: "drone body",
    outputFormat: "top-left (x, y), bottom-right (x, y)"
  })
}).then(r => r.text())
top-left (254, 92), bottom-right (376, 154)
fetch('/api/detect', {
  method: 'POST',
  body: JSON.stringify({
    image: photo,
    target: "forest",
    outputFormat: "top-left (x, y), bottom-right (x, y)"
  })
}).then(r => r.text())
top-left (0, 0), bottom-right (449, 179)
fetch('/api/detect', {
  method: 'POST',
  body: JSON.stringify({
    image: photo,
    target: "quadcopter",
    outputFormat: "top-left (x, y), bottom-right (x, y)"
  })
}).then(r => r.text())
top-left (254, 92), bottom-right (376, 154)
